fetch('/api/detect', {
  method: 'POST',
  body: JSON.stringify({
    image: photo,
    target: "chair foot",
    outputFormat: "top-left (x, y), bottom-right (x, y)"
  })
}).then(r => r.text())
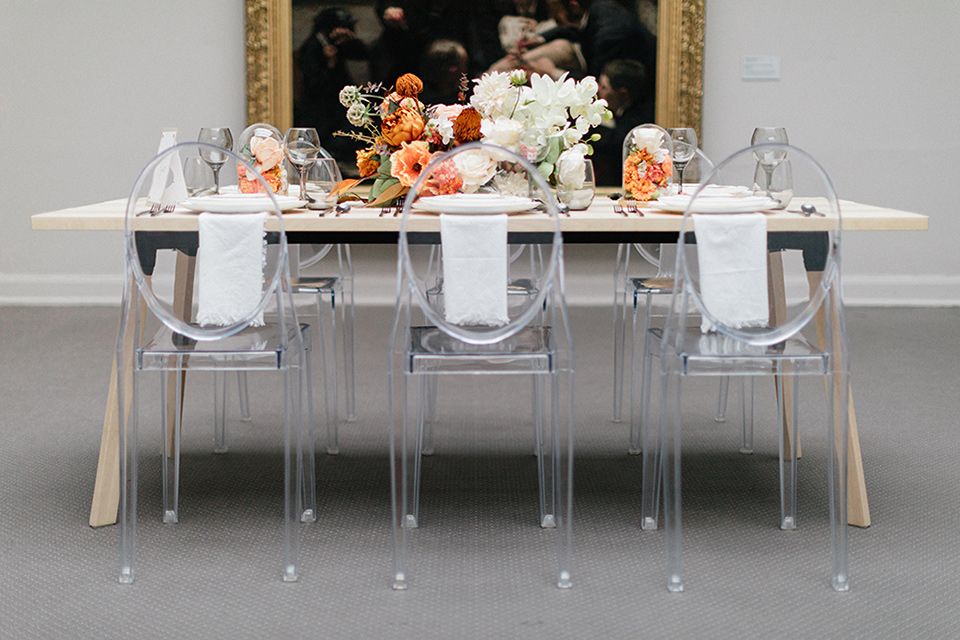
top-left (404, 514), bottom-right (418, 529)
top-left (214, 445), bottom-right (229, 454)
top-left (541, 514), bottom-right (556, 528)
top-left (641, 517), bottom-right (657, 530)
top-left (833, 575), bottom-right (850, 592)
top-left (393, 573), bottom-right (409, 590)
top-left (421, 447), bottom-right (434, 456)
top-left (282, 566), bottom-right (299, 582)
top-left (301, 508), bottom-right (316, 523)
top-left (119, 568), bottom-right (134, 584)
top-left (739, 447), bottom-right (753, 454)
top-left (628, 447), bottom-right (641, 455)
top-left (326, 447), bottom-right (339, 455)
top-left (780, 516), bottom-right (797, 530)
top-left (557, 571), bottom-right (572, 589)
top-left (667, 576), bottom-right (684, 593)
top-left (163, 510), bottom-right (178, 524)
top-left (240, 415), bottom-right (253, 423)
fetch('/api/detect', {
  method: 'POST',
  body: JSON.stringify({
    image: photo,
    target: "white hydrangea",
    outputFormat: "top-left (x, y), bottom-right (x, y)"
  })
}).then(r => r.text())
top-left (470, 72), bottom-right (516, 120)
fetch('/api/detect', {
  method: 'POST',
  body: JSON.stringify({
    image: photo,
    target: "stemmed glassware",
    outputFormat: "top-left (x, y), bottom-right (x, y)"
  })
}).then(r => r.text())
top-left (197, 127), bottom-right (233, 195)
top-left (751, 127), bottom-right (789, 200)
top-left (667, 128), bottom-right (697, 194)
top-left (283, 128), bottom-right (320, 204)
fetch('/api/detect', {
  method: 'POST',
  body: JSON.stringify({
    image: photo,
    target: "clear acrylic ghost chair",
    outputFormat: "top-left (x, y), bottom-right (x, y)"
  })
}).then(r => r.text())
top-left (116, 142), bottom-right (312, 583)
top-left (227, 150), bottom-right (354, 453)
top-left (389, 142), bottom-right (574, 590)
top-left (613, 150), bottom-right (751, 453)
top-left (419, 241), bottom-right (545, 455)
top-left (641, 143), bottom-right (849, 592)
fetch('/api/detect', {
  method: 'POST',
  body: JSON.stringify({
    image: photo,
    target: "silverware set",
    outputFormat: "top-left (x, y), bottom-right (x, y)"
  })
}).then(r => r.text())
top-left (609, 193), bottom-right (643, 216)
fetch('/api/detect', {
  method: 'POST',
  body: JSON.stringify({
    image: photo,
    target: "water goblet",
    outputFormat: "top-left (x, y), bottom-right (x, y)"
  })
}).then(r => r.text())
top-left (197, 127), bottom-right (234, 194)
top-left (751, 127), bottom-right (789, 199)
top-left (183, 157), bottom-right (214, 197)
top-left (667, 128), bottom-right (697, 194)
top-left (303, 157), bottom-right (342, 210)
top-left (283, 128), bottom-right (321, 203)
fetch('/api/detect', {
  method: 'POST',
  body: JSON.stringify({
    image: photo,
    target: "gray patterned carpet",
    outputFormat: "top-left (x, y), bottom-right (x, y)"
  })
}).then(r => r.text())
top-left (2, 305), bottom-right (959, 638)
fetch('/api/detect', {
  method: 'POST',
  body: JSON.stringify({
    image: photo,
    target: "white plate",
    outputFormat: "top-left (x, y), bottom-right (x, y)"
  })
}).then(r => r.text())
top-left (650, 194), bottom-right (778, 214)
top-left (412, 193), bottom-right (537, 215)
top-left (181, 193), bottom-right (304, 214)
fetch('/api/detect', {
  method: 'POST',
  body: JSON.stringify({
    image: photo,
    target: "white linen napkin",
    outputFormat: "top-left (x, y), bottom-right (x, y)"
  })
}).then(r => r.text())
top-left (440, 213), bottom-right (509, 326)
top-left (196, 212), bottom-right (267, 327)
top-left (692, 213), bottom-right (768, 333)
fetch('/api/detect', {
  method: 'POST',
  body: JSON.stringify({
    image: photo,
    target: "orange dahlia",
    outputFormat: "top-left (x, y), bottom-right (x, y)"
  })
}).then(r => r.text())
top-left (356, 147), bottom-right (380, 178)
top-left (381, 106), bottom-right (425, 146)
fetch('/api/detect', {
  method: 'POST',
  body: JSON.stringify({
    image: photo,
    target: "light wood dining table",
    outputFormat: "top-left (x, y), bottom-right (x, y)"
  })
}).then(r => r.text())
top-left (32, 192), bottom-right (927, 529)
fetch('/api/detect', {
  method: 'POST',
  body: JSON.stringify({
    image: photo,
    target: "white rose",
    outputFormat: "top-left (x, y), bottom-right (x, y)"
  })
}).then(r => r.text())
top-left (481, 117), bottom-right (524, 153)
top-left (632, 127), bottom-right (664, 154)
top-left (454, 149), bottom-right (498, 192)
top-left (557, 149), bottom-right (586, 190)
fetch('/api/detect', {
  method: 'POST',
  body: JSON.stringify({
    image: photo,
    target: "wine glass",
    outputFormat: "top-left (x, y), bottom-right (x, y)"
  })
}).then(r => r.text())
top-left (283, 128), bottom-right (320, 204)
top-left (197, 127), bottom-right (233, 194)
top-left (667, 128), bottom-right (697, 194)
top-left (303, 157), bottom-right (342, 210)
top-left (751, 127), bottom-right (789, 199)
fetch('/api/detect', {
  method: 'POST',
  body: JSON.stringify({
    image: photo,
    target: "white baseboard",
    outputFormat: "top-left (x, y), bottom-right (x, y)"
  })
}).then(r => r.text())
top-left (4, 271), bottom-right (960, 308)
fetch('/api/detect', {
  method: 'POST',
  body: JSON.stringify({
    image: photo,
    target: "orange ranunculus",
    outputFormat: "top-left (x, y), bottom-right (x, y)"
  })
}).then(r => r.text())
top-left (356, 147), bottom-right (380, 178)
top-left (390, 140), bottom-right (433, 188)
top-left (624, 149), bottom-right (669, 201)
top-left (381, 107), bottom-right (425, 146)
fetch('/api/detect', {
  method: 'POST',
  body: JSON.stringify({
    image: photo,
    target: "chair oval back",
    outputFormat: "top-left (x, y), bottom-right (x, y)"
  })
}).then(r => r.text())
top-left (124, 141), bottom-right (287, 342)
top-left (672, 143), bottom-right (841, 347)
top-left (397, 142), bottom-right (563, 345)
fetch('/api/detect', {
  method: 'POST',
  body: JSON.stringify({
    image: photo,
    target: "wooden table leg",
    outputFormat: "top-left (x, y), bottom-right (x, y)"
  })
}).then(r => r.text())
top-left (807, 270), bottom-right (870, 528)
top-left (767, 254), bottom-right (870, 528)
top-left (88, 251), bottom-right (197, 527)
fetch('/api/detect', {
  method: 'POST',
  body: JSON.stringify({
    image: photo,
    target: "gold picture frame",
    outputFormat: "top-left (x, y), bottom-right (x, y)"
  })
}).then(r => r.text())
top-left (245, 0), bottom-right (704, 137)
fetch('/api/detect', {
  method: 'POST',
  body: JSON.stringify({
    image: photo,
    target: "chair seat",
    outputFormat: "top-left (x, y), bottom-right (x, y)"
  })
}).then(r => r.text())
top-left (140, 323), bottom-right (310, 371)
top-left (631, 276), bottom-right (674, 294)
top-left (408, 326), bottom-right (554, 374)
top-left (291, 276), bottom-right (338, 292)
top-left (651, 328), bottom-right (829, 375)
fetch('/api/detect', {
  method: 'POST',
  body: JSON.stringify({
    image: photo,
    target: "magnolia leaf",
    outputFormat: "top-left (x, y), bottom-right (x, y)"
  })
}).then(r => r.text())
top-left (367, 181), bottom-right (408, 207)
top-left (538, 162), bottom-right (554, 180)
top-left (545, 137), bottom-right (561, 165)
top-left (338, 192), bottom-right (365, 203)
top-left (330, 178), bottom-right (366, 197)
top-left (377, 155), bottom-right (393, 178)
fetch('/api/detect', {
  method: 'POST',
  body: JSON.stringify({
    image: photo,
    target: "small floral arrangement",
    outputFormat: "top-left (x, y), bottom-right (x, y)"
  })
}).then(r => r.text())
top-left (623, 127), bottom-right (673, 201)
top-left (237, 128), bottom-right (287, 194)
top-left (334, 69), bottom-right (610, 205)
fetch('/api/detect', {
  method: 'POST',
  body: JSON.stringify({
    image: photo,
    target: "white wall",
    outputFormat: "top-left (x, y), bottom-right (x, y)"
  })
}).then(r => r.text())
top-left (1, 1), bottom-right (956, 306)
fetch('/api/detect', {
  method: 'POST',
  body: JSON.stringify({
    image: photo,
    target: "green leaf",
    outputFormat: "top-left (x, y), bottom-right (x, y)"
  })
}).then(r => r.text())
top-left (545, 137), bottom-right (561, 165)
top-left (538, 162), bottom-right (554, 180)
top-left (368, 181), bottom-right (407, 207)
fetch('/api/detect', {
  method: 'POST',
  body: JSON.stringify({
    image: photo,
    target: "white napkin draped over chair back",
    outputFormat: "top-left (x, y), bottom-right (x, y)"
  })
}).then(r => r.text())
top-left (439, 213), bottom-right (509, 326)
top-left (196, 211), bottom-right (267, 327)
top-left (692, 212), bottom-right (769, 333)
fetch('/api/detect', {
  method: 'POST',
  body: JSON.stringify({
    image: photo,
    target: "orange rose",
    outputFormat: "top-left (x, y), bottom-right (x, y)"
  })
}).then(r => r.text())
top-left (390, 140), bottom-right (433, 188)
top-left (381, 106), bottom-right (425, 146)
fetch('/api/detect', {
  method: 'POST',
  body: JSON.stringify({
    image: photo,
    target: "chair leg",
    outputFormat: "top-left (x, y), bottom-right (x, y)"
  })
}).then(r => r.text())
top-left (162, 362), bottom-right (183, 524)
top-left (829, 365), bottom-right (850, 591)
top-left (661, 368), bottom-right (684, 593)
top-left (316, 290), bottom-right (340, 455)
top-left (715, 376), bottom-right (730, 422)
top-left (390, 365), bottom-right (412, 589)
top-left (281, 366), bottom-right (300, 582)
top-left (237, 371), bottom-right (252, 422)
top-left (628, 290), bottom-right (644, 455)
top-left (118, 364), bottom-right (139, 583)
top-left (740, 377), bottom-right (755, 454)
top-left (213, 370), bottom-right (229, 454)
top-left (612, 244), bottom-right (628, 423)
top-left (778, 369), bottom-right (799, 530)
top-left (299, 337), bottom-right (317, 523)
top-left (552, 367), bottom-right (573, 589)
top-left (640, 330), bottom-right (659, 530)
top-left (534, 373), bottom-right (555, 528)
top-left (422, 375), bottom-right (437, 456)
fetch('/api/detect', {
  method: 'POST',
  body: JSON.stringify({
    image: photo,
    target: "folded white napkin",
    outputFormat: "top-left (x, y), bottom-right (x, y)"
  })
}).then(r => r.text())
top-left (693, 213), bottom-right (768, 333)
top-left (440, 213), bottom-right (509, 326)
top-left (196, 212), bottom-right (267, 327)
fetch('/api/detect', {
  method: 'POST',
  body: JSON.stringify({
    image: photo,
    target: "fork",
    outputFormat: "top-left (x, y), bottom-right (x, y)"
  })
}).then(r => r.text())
top-left (626, 199), bottom-right (643, 217)
top-left (609, 193), bottom-right (626, 216)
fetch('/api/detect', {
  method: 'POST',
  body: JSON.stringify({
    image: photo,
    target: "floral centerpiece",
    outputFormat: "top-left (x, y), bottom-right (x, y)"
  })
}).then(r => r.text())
top-left (236, 123), bottom-right (288, 195)
top-left (334, 70), bottom-right (610, 205)
top-left (622, 125), bottom-right (673, 201)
